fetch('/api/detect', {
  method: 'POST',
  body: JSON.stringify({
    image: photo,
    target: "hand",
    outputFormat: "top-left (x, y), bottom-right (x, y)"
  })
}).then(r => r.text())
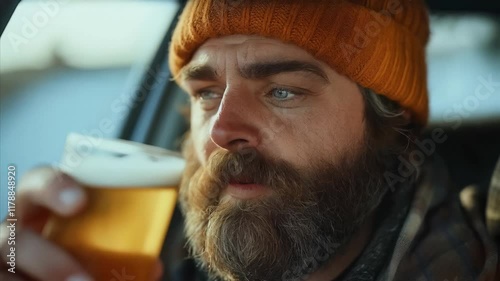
top-left (0, 166), bottom-right (93, 281)
top-left (0, 166), bottom-right (165, 281)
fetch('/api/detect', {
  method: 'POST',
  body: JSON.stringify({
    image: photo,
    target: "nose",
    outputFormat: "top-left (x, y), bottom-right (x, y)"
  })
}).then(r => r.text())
top-left (210, 89), bottom-right (261, 152)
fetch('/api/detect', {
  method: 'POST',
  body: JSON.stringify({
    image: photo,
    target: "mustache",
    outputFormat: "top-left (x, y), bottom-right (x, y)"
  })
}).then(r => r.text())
top-left (204, 147), bottom-right (303, 190)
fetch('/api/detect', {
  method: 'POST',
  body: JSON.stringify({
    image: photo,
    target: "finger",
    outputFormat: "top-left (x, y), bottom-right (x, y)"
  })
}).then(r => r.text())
top-left (0, 229), bottom-right (93, 281)
top-left (17, 166), bottom-right (87, 225)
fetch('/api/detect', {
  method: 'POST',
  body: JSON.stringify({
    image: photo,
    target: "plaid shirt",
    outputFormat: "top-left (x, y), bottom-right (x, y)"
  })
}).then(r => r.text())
top-left (379, 156), bottom-right (500, 281)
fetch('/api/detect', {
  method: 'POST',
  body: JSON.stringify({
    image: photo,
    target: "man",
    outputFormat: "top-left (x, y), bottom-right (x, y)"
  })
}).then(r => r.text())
top-left (1, 1), bottom-right (498, 281)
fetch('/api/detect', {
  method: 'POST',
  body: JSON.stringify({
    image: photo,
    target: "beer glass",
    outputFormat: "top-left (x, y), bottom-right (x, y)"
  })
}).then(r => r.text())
top-left (43, 133), bottom-right (185, 281)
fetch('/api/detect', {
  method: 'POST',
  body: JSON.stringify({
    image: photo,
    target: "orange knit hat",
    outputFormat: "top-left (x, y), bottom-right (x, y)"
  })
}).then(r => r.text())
top-left (169, 0), bottom-right (430, 125)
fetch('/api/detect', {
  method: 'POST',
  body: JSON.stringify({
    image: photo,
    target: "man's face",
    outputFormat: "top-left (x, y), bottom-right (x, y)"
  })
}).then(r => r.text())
top-left (182, 35), bottom-right (365, 170)
top-left (178, 35), bottom-right (389, 280)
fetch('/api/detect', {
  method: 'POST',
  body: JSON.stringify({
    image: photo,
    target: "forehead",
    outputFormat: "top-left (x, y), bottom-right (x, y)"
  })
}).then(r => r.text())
top-left (179, 35), bottom-right (337, 86)
top-left (188, 34), bottom-right (322, 67)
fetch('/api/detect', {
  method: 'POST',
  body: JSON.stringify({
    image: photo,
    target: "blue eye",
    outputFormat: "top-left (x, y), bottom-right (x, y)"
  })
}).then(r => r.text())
top-left (192, 90), bottom-right (222, 110)
top-left (271, 88), bottom-right (296, 100)
top-left (198, 90), bottom-right (221, 100)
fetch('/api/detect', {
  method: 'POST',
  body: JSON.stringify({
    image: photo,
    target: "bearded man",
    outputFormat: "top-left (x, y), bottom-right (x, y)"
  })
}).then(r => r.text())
top-left (167, 1), bottom-right (499, 280)
top-left (2, 1), bottom-right (499, 281)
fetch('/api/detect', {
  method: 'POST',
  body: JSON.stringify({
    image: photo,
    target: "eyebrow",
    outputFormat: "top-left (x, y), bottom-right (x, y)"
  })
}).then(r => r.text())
top-left (181, 60), bottom-right (330, 83)
top-left (242, 60), bottom-right (329, 82)
top-left (181, 64), bottom-right (219, 82)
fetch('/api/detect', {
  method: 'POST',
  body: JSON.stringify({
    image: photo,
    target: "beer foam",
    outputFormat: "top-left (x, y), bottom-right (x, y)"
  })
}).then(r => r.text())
top-left (59, 133), bottom-right (186, 187)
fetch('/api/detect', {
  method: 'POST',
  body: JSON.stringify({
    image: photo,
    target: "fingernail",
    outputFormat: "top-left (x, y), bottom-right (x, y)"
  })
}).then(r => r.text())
top-left (59, 188), bottom-right (84, 206)
top-left (66, 274), bottom-right (93, 281)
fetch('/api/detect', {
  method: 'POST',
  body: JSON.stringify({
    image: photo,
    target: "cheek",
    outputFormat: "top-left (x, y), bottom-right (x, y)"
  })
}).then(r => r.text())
top-left (193, 136), bottom-right (208, 166)
top-left (282, 101), bottom-right (365, 163)
top-left (190, 108), bottom-right (215, 166)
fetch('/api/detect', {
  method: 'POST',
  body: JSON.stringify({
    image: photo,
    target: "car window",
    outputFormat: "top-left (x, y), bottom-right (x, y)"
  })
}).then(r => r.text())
top-left (0, 0), bottom-right (179, 220)
top-left (427, 14), bottom-right (500, 127)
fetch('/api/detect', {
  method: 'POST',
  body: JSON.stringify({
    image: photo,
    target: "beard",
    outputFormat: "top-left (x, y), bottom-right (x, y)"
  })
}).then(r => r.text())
top-left (178, 133), bottom-right (395, 281)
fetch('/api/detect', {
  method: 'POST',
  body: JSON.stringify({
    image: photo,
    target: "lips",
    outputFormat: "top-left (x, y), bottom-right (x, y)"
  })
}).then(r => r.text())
top-left (225, 176), bottom-right (269, 199)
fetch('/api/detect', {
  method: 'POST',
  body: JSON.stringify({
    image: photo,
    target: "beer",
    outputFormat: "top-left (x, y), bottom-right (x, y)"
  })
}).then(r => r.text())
top-left (43, 133), bottom-right (185, 281)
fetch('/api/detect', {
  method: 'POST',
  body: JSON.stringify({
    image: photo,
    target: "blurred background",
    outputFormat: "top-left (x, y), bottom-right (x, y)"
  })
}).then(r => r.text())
top-left (1, 0), bottom-right (500, 279)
